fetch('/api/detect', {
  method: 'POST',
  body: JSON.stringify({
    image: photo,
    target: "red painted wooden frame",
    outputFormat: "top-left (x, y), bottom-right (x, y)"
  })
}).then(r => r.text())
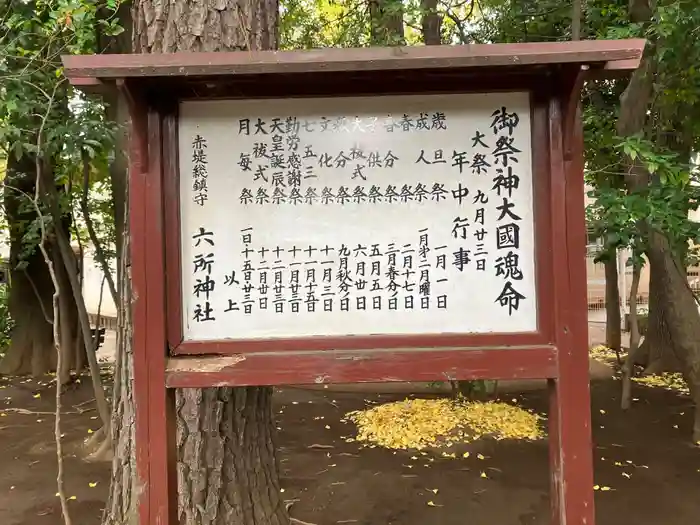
top-left (63, 40), bottom-right (647, 525)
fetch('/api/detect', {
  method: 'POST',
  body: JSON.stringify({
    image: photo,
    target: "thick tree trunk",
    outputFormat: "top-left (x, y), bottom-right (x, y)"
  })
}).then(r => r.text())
top-left (102, 186), bottom-right (136, 524)
top-left (104, 1), bottom-right (288, 523)
top-left (176, 388), bottom-right (288, 525)
top-left (0, 153), bottom-right (82, 378)
top-left (604, 254), bottom-right (621, 359)
top-left (635, 260), bottom-right (681, 373)
top-left (0, 250), bottom-right (55, 376)
top-left (645, 232), bottom-right (700, 442)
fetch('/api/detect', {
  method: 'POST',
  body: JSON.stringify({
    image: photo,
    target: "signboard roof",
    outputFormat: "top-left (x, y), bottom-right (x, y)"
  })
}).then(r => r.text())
top-left (61, 39), bottom-right (645, 85)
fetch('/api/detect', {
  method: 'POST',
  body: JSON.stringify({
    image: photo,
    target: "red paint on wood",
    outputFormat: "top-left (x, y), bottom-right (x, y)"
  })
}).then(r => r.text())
top-left (546, 70), bottom-right (595, 525)
top-left (172, 332), bottom-right (549, 355)
top-left (111, 51), bottom-right (618, 525)
top-left (144, 110), bottom-right (177, 525)
top-left (165, 346), bottom-right (558, 388)
top-left (123, 82), bottom-right (152, 525)
top-left (129, 87), bottom-right (177, 525)
top-left (561, 73), bottom-right (596, 525)
top-left (61, 39), bottom-right (645, 81)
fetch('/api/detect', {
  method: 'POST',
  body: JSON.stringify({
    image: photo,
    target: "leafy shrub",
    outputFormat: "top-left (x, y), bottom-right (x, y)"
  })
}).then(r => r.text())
top-left (0, 284), bottom-right (13, 352)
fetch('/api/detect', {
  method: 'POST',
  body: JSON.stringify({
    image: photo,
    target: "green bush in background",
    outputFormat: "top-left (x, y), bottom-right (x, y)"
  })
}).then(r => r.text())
top-left (0, 284), bottom-right (13, 354)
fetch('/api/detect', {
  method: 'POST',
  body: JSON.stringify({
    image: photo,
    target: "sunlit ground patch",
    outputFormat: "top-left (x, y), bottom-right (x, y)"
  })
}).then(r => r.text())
top-left (343, 398), bottom-right (545, 452)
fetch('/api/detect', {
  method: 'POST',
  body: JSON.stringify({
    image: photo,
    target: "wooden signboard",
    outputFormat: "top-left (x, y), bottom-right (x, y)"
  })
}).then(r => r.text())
top-left (63, 39), bottom-right (646, 525)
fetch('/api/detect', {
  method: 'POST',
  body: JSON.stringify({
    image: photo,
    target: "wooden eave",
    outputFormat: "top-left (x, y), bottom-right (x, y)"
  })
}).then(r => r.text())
top-left (61, 39), bottom-right (645, 90)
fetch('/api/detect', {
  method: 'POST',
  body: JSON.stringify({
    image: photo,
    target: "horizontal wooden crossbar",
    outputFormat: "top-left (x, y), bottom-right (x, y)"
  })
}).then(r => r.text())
top-left (165, 346), bottom-right (558, 388)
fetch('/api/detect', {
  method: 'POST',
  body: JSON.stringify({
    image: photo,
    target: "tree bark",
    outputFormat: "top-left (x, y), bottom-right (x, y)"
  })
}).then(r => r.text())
top-left (369, 0), bottom-right (405, 45)
top-left (635, 259), bottom-right (681, 373)
top-left (604, 254), bottom-right (621, 359)
top-left (103, 1), bottom-right (288, 523)
top-left (102, 183), bottom-right (136, 524)
top-left (0, 152), bottom-right (83, 378)
top-left (420, 0), bottom-right (441, 45)
top-left (616, 0), bottom-right (700, 443)
top-left (571, 0), bottom-right (582, 40)
top-left (176, 388), bottom-right (288, 525)
top-left (622, 257), bottom-right (642, 409)
top-left (645, 232), bottom-right (700, 442)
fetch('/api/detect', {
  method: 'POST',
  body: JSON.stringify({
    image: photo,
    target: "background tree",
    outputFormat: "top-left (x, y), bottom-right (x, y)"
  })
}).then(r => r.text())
top-left (613, 0), bottom-right (700, 442)
top-left (0, 0), bottom-right (117, 440)
top-left (0, 0), bottom-right (80, 379)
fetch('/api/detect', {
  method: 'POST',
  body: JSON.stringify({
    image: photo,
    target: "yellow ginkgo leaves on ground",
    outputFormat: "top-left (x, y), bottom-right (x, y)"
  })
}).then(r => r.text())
top-left (344, 398), bottom-right (544, 451)
top-left (589, 345), bottom-right (623, 363)
top-left (632, 372), bottom-right (689, 395)
top-left (589, 345), bottom-right (689, 396)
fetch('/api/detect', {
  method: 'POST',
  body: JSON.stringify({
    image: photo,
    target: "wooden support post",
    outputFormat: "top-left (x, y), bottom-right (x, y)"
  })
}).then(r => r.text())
top-left (127, 83), bottom-right (177, 525)
top-left (548, 73), bottom-right (596, 525)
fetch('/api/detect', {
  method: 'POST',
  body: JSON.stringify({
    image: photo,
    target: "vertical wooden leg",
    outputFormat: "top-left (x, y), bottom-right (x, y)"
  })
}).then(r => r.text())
top-left (132, 99), bottom-right (177, 525)
top-left (148, 386), bottom-right (177, 524)
top-left (548, 375), bottom-right (595, 525)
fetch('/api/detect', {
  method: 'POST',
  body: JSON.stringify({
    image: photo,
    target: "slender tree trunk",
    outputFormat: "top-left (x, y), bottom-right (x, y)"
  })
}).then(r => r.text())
top-left (571, 0), bottom-right (583, 40)
top-left (56, 249), bottom-right (82, 384)
top-left (604, 254), bottom-right (622, 360)
top-left (104, 1), bottom-right (289, 523)
top-left (622, 258), bottom-right (642, 409)
top-left (97, 0), bottom-right (132, 286)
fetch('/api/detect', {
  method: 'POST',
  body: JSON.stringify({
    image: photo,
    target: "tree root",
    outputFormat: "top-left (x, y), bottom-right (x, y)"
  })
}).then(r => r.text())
top-left (83, 426), bottom-right (113, 462)
top-left (286, 500), bottom-right (318, 525)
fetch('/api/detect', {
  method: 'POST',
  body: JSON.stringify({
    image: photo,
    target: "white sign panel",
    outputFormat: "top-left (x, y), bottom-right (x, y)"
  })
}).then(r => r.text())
top-left (179, 92), bottom-right (537, 341)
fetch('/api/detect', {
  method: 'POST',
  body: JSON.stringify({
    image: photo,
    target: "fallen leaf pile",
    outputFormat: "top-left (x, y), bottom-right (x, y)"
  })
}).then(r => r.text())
top-left (589, 345), bottom-right (623, 363)
top-left (589, 345), bottom-right (689, 396)
top-left (344, 398), bottom-right (544, 451)
top-left (632, 372), bottom-right (689, 395)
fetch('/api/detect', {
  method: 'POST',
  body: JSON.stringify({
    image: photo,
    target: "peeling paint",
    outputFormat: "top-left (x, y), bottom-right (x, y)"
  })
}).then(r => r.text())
top-left (167, 355), bottom-right (246, 373)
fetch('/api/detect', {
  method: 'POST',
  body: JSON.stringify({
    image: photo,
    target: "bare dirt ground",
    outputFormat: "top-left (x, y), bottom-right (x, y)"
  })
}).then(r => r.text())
top-left (1, 367), bottom-right (699, 525)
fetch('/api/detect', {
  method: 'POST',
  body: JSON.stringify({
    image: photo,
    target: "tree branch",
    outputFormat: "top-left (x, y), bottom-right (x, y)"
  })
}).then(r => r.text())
top-left (79, 150), bottom-right (118, 307)
top-left (37, 161), bottom-right (111, 432)
top-left (31, 80), bottom-right (73, 525)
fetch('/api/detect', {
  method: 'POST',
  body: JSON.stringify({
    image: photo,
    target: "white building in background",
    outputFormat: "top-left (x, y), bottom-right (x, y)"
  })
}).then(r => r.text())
top-left (0, 179), bottom-right (117, 320)
top-left (0, 233), bottom-right (117, 319)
